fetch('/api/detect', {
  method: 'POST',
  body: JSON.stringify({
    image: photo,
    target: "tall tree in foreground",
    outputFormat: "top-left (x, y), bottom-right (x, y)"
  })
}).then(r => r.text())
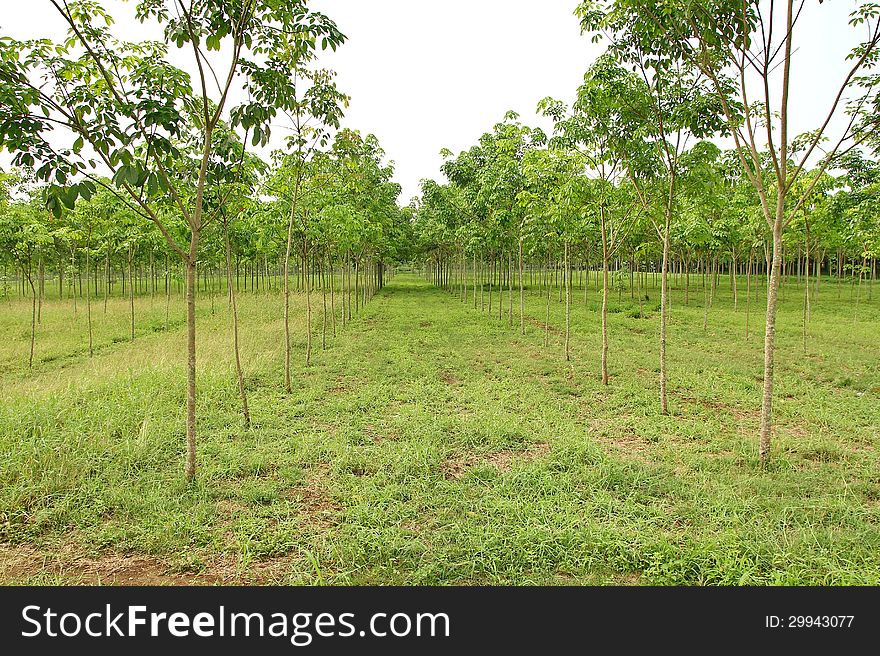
top-left (578, 0), bottom-right (880, 460)
top-left (0, 0), bottom-right (345, 480)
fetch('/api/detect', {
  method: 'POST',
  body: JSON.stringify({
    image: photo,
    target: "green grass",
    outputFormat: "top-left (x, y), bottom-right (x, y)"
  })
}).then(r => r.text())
top-left (1, 271), bottom-right (878, 585)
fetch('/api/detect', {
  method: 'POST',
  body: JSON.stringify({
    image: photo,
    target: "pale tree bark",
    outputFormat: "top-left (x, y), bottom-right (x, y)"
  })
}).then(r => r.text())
top-left (86, 228), bottom-right (93, 357)
top-left (564, 241), bottom-right (571, 362)
top-left (600, 207), bottom-right (610, 385)
top-left (26, 258), bottom-right (36, 368)
top-left (684, 254), bottom-right (690, 305)
top-left (659, 212), bottom-right (670, 416)
top-left (37, 255), bottom-right (43, 323)
top-left (545, 251), bottom-right (551, 348)
top-left (508, 251), bottom-right (514, 327)
top-left (321, 253), bottom-right (327, 348)
top-left (473, 253), bottom-right (478, 309)
top-left (329, 254), bottom-right (337, 338)
top-left (518, 237), bottom-right (524, 335)
top-left (224, 217), bottom-right (250, 428)
top-left (128, 246), bottom-right (135, 341)
top-left (703, 255), bottom-right (710, 332)
top-left (164, 254), bottom-right (170, 330)
top-left (355, 257), bottom-right (360, 314)
top-left (731, 249), bottom-right (738, 310)
top-left (759, 227), bottom-right (783, 462)
top-left (489, 256), bottom-right (494, 315)
top-left (104, 249), bottom-right (110, 315)
top-left (184, 246), bottom-right (198, 482)
top-left (346, 254), bottom-right (352, 321)
top-left (305, 240), bottom-right (313, 366)
top-left (480, 257), bottom-right (484, 312)
top-left (636, 256), bottom-right (643, 318)
top-left (498, 256), bottom-right (503, 315)
top-left (282, 196), bottom-right (297, 394)
top-left (746, 249), bottom-right (753, 340)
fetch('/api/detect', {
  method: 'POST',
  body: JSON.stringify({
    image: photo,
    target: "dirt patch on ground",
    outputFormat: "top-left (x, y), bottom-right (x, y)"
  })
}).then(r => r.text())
top-left (364, 423), bottom-right (401, 443)
top-left (586, 418), bottom-right (653, 463)
top-left (524, 315), bottom-right (564, 336)
top-left (677, 394), bottom-right (760, 423)
top-left (0, 543), bottom-right (333, 585)
top-left (599, 429), bottom-right (653, 463)
top-left (292, 486), bottom-right (343, 530)
top-left (285, 463), bottom-right (343, 531)
top-left (217, 499), bottom-right (249, 515)
top-left (440, 370), bottom-right (460, 386)
top-left (0, 543), bottom-right (223, 585)
top-left (327, 377), bottom-right (350, 394)
top-left (442, 443), bottom-right (551, 480)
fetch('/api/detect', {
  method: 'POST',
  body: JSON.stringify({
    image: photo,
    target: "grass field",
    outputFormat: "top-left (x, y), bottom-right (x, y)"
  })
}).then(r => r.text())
top-left (1, 272), bottom-right (878, 585)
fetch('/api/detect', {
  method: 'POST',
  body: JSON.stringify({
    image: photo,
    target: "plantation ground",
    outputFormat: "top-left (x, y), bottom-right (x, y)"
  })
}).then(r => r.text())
top-left (1, 272), bottom-right (879, 584)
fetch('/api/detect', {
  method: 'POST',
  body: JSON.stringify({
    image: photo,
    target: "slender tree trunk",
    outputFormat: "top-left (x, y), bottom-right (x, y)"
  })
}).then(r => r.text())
top-left (282, 202), bottom-right (296, 394)
top-left (703, 255), bottom-right (710, 332)
top-left (507, 251), bottom-right (514, 327)
top-left (802, 226), bottom-right (811, 353)
top-left (164, 254), bottom-right (171, 330)
top-left (489, 256), bottom-right (494, 315)
top-left (710, 254), bottom-right (718, 304)
top-left (684, 255), bottom-right (690, 305)
top-left (305, 243), bottom-right (313, 366)
top-left (480, 257), bottom-right (485, 312)
top-left (224, 218), bottom-right (250, 427)
top-left (86, 231), bottom-right (93, 357)
top-left (518, 237), bottom-right (524, 335)
top-left (71, 250), bottom-right (77, 316)
top-left (104, 249), bottom-right (110, 314)
top-left (329, 254), bottom-right (336, 338)
top-left (637, 256), bottom-right (643, 317)
top-left (759, 227), bottom-right (783, 464)
top-left (659, 214), bottom-right (670, 416)
top-left (746, 250), bottom-right (753, 340)
top-left (545, 251), bottom-right (551, 347)
top-left (128, 247), bottom-right (135, 341)
top-left (564, 242), bottom-right (571, 362)
top-left (600, 207), bottom-right (610, 385)
top-left (321, 251), bottom-right (327, 351)
top-left (37, 255), bottom-right (43, 323)
top-left (731, 249), bottom-right (738, 310)
top-left (26, 261), bottom-right (36, 368)
top-left (499, 255), bottom-right (504, 321)
top-left (473, 253), bottom-right (478, 309)
top-left (346, 254), bottom-right (352, 321)
top-left (184, 241), bottom-right (198, 482)
top-left (583, 256), bottom-right (589, 305)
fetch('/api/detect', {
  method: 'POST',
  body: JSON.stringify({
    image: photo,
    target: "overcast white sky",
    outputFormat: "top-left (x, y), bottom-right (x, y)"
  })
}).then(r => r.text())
top-left (0, 1), bottom-right (867, 202)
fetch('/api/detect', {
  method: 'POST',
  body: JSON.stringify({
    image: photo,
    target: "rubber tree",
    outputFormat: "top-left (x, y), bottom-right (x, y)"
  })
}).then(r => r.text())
top-left (538, 57), bottom-right (648, 382)
top-left (203, 131), bottom-right (267, 428)
top-left (263, 64), bottom-right (347, 390)
top-left (582, 12), bottom-right (728, 414)
top-left (580, 0), bottom-right (880, 460)
top-left (0, 0), bottom-right (345, 481)
top-left (519, 146), bottom-right (590, 359)
top-left (0, 198), bottom-right (52, 367)
top-left (440, 113), bottom-right (546, 325)
top-left (324, 129), bottom-right (401, 313)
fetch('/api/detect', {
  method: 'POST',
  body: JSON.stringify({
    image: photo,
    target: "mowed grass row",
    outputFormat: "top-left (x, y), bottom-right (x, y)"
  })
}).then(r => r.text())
top-left (1, 272), bottom-right (878, 584)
